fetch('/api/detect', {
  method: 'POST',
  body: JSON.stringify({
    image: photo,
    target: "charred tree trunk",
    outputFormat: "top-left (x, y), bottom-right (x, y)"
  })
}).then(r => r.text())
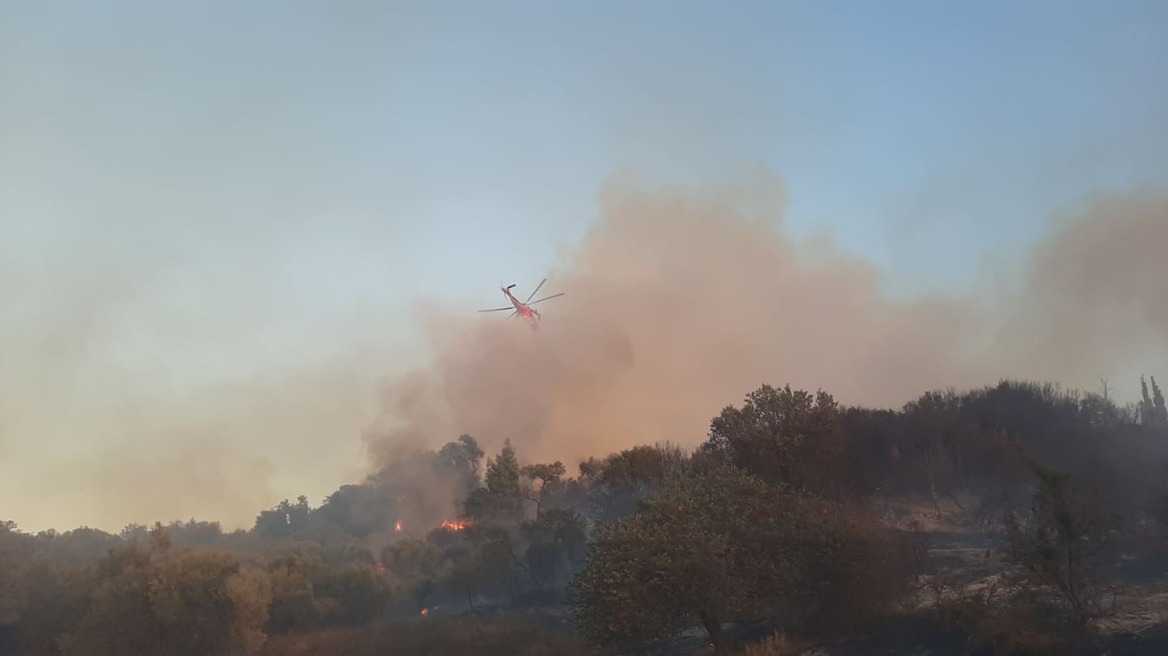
top-left (699, 610), bottom-right (729, 654)
top-left (945, 491), bottom-right (967, 515)
top-left (927, 467), bottom-right (943, 519)
top-left (506, 541), bottom-right (543, 590)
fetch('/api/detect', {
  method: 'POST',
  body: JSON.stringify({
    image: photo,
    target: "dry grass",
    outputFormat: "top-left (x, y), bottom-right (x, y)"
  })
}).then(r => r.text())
top-left (260, 616), bottom-right (608, 656)
top-left (735, 631), bottom-right (815, 656)
top-left (965, 605), bottom-right (1068, 656)
top-left (1091, 580), bottom-right (1168, 637)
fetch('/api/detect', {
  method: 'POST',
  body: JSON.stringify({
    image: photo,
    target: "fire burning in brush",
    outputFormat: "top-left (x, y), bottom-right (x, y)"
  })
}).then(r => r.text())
top-left (394, 521), bottom-right (402, 532)
top-left (441, 519), bottom-right (470, 531)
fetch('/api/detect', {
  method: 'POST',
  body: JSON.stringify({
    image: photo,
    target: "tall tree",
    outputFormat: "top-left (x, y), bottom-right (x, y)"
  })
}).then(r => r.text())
top-left (1144, 373), bottom-right (1163, 424)
top-left (578, 443), bottom-right (692, 521)
top-left (901, 390), bottom-right (969, 517)
top-left (521, 461), bottom-right (566, 519)
top-left (437, 434), bottom-right (486, 490)
top-left (485, 439), bottom-right (521, 497)
top-left (701, 384), bottom-right (848, 499)
top-left (253, 497), bottom-right (311, 541)
top-left (464, 439), bottom-right (525, 524)
top-left (1141, 375), bottom-right (1168, 426)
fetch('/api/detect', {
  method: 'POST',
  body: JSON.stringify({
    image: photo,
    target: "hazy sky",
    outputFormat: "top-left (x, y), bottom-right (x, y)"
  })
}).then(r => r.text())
top-left (3, 1), bottom-right (1167, 532)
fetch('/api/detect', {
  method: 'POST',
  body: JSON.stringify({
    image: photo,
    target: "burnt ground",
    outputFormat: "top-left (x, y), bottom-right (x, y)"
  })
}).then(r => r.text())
top-left (419, 495), bottom-right (1168, 655)
top-left (802, 496), bottom-right (1168, 656)
top-left (601, 495), bottom-right (1168, 656)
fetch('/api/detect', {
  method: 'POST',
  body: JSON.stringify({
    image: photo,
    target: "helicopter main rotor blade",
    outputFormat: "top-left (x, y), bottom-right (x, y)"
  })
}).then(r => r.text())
top-left (478, 307), bottom-right (513, 313)
top-left (528, 292), bottom-right (564, 305)
top-left (524, 278), bottom-right (547, 303)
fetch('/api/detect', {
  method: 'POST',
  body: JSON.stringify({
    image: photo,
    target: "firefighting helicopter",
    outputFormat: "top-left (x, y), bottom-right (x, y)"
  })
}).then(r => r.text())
top-left (477, 278), bottom-right (564, 329)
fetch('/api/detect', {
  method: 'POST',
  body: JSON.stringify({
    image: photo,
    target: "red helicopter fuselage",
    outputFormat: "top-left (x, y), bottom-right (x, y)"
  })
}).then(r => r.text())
top-left (501, 284), bottom-right (541, 328)
top-left (477, 279), bottom-right (563, 330)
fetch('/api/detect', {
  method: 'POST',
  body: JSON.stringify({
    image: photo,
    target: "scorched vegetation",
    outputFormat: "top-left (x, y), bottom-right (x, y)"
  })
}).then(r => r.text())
top-left (4, 378), bottom-right (1168, 655)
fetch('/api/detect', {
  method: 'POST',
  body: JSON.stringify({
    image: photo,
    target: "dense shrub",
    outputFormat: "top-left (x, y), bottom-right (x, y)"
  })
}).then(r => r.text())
top-left (567, 466), bottom-right (919, 653)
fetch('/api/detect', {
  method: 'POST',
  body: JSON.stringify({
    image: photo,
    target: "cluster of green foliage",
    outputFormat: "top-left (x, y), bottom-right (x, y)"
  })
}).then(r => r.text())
top-left (0, 525), bottom-right (273, 656)
top-left (566, 466), bottom-right (918, 653)
top-left (3, 375), bottom-right (1168, 655)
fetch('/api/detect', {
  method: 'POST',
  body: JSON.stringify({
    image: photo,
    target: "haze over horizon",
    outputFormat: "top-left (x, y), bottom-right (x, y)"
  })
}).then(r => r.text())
top-left (3, 1), bottom-right (1167, 533)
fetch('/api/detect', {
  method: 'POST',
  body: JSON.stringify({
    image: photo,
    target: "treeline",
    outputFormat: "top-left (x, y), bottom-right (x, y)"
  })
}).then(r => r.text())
top-left (2, 377), bottom-right (1168, 655)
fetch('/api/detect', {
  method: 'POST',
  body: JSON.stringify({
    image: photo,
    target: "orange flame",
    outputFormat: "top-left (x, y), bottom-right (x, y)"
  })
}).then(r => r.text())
top-left (420, 608), bottom-right (429, 616)
top-left (394, 521), bottom-right (402, 532)
top-left (441, 519), bottom-right (470, 531)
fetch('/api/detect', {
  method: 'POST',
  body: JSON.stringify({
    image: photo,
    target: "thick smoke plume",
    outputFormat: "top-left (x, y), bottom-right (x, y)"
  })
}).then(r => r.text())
top-left (6, 172), bottom-right (1163, 534)
top-left (364, 173), bottom-right (1168, 471)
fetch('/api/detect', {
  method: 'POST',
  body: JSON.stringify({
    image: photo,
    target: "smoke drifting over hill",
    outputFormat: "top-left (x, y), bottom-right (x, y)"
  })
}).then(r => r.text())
top-left (4, 171), bottom-right (1164, 533)
top-left (364, 173), bottom-right (1168, 471)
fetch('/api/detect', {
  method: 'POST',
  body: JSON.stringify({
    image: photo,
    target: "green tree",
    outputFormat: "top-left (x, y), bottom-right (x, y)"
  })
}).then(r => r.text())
top-left (485, 439), bottom-right (521, 497)
top-left (701, 385), bottom-right (848, 499)
top-left (253, 496), bottom-right (312, 541)
top-left (1155, 377), bottom-right (1167, 423)
top-left (311, 563), bottom-right (394, 626)
top-left (567, 466), bottom-right (914, 653)
top-left (307, 483), bottom-right (392, 539)
top-left (437, 434), bottom-right (486, 490)
top-left (838, 407), bottom-right (905, 495)
top-left (265, 566), bottom-right (320, 633)
top-left (521, 508), bottom-right (589, 589)
top-left (465, 439), bottom-right (525, 523)
top-left (34, 526), bottom-right (125, 566)
top-left (147, 549), bottom-right (272, 656)
top-left (59, 546), bottom-right (164, 656)
top-left (13, 561), bottom-right (96, 655)
top-left (901, 390), bottom-right (970, 517)
top-left (448, 547), bottom-right (487, 609)
top-left (263, 543), bottom-right (331, 632)
top-left (577, 442), bottom-right (692, 520)
top-left (1139, 375), bottom-right (1168, 426)
top-left (58, 545), bottom-right (273, 656)
top-left (0, 523), bottom-right (31, 625)
top-left (224, 564), bottom-right (273, 656)
top-left (380, 539), bottom-right (443, 611)
top-left (521, 461), bottom-right (566, 518)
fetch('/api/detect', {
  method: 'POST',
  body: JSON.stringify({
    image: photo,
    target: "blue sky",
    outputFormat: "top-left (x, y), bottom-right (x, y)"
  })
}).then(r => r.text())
top-left (7, 1), bottom-right (1167, 306)
top-left (3, 0), bottom-right (1167, 530)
